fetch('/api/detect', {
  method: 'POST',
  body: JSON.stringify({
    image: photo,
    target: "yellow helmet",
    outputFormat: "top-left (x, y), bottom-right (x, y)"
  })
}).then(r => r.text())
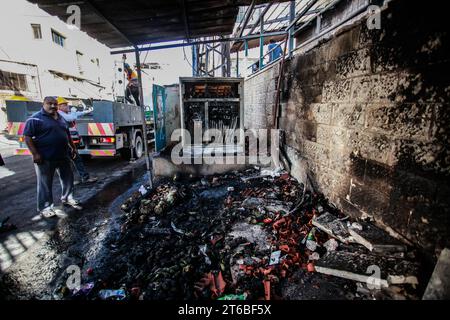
top-left (57, 96), bottom-right (69, 105)
top-left (8, 95), bottom-right (30, 101)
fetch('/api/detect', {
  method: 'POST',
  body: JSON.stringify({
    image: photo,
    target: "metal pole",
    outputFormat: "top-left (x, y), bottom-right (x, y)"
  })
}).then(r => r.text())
top-left (205, 42), bottom-right (210, 76)
top-left (226, 41), bottom-right (231, 77)
top-left (192, 45), bottom-right (197, 76)
top-left (134, 46), bottom-right (153, 188)
top-left (259, 13), bottom-right (264, 70)
top-left (236, 50), bottom-right (239, 77)
top-left (288, 0), bottom-right (295, 57)
top-left (273, 34), bottom-right (289, 129)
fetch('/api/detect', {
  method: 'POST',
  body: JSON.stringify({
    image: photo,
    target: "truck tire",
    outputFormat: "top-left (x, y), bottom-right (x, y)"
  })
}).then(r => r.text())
top-left (134, 135), bottom-right (144, 159)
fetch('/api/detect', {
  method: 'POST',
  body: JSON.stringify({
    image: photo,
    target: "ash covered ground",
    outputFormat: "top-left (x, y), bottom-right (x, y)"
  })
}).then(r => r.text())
top-left (18, 168), bottom-right (419, 301)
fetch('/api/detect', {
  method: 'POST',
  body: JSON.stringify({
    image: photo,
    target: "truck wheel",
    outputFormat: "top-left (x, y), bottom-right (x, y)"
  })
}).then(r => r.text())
top-left (134, 135), bottom-right (143, 159)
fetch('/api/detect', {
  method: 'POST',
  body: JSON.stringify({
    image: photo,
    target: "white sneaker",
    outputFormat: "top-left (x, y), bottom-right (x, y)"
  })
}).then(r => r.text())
top-left (62, 199), bottom-right (83, 211)
top-left (40, 207), bottom-right (57, 218)
top-left (53, 207), bottom-right (67, 217)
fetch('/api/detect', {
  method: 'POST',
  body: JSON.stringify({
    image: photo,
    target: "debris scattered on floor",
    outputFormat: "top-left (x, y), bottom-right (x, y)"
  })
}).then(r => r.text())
top-left (53, 167), bottom-right (421, 300)
top-left (0, 216), bottom-right (17, 233)
top-left (314, 250), bottom-right (419, 288)
top-left (348, 222), bottom-right (407, 256)
top-left (312, 212), bottom-right (352, 244)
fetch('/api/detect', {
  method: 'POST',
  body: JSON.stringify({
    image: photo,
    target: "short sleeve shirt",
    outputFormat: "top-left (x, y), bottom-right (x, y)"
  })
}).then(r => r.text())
top-left (23, 108), bottom-right (70, 160)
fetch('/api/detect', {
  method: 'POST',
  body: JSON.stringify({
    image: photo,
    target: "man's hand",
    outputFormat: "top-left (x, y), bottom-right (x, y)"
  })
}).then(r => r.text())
top-left (33, 153), bottom-right (43, 164)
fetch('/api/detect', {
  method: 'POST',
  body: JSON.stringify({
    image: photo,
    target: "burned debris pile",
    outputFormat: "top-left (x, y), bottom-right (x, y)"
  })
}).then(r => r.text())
top-left (58, 168), bottom-right (421, 300)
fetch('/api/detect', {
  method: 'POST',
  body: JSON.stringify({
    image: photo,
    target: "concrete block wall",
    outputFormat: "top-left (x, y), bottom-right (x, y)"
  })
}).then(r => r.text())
top-left (243, 0), bottom-right (450, 256)
top-left (244, 62), bottom-right (279, 129)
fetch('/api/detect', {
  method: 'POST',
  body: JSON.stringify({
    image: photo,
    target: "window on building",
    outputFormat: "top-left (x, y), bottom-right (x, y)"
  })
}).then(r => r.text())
top-left (0, 70), bottom-right (29, 91)
top-left (51, 29), bottom-right (66, 47)
top-left (31, 24), bottom-right (42, 39)
top-left (76, 51), bottom-right (84, 74)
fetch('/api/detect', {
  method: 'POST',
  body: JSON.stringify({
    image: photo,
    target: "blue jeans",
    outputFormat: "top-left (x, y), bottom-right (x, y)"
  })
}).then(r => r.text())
top-left (72, 153), bottom-right (89, 181)
top-left (34, 159), bottom-right (74, 211)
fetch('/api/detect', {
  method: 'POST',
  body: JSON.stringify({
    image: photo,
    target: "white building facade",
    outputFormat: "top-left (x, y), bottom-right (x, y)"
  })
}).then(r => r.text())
top-left (0, 0), bottom-right (120, 130)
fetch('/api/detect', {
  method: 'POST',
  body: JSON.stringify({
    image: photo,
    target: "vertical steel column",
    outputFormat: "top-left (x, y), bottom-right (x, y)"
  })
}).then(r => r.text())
top-left (134, 46), bottom-right (153, 188)
top-left (226, 41), bottom-right (231, 77)
top-left (205, 43), bottom-right (210, 76)
top-left (259, 13), bottom-right (264, 70)
top-left (288, 0), bottom-right (295, 57)
top-left (192, 45), bottom-right (198, 76)
top-left (236, 50), bottom-right (239, 77)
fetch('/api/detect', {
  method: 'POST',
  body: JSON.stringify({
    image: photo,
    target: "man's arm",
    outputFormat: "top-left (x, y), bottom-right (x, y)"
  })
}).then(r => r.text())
top-left (60, 110), bottom-right (92, 122)
top-left (23, 118), bottom-right (43, 164)
top-left (24, 136), bottom-right (42, 164)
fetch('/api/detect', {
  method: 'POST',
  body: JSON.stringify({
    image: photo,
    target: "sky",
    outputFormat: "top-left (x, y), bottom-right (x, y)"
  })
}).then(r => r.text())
top-left (123, 45), bottom-right (193, 86)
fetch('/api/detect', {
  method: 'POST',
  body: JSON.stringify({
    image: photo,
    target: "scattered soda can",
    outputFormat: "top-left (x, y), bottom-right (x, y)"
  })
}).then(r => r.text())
top-left (269, 250), bottom-right (281, 265)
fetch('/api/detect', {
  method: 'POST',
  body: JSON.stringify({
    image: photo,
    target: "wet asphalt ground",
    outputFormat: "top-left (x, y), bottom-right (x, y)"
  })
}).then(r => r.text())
top-left (0, 154), bottom-right (146, 283)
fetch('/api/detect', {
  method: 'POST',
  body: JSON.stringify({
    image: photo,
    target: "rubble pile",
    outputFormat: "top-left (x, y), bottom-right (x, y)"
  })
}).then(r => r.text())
top-left (57, 168), bottom-right (421, 300)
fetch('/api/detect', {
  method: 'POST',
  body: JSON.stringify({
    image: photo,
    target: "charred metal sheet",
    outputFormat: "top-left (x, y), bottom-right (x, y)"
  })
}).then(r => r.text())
top-left (28, 0), bottom-right (290, 47)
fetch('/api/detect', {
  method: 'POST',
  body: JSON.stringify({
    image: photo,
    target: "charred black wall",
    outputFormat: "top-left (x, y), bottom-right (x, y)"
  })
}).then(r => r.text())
top-left (244, 0), bottom-right (450, 257)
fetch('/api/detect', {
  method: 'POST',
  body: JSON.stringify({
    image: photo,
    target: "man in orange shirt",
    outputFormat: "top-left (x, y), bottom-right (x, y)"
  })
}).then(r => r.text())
top-left (123, 59), bottom-right (141, 106)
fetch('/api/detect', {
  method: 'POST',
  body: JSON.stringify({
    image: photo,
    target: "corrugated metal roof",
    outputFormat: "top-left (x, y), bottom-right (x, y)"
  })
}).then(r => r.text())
top-left (28, 0), bottom-right (287, 48)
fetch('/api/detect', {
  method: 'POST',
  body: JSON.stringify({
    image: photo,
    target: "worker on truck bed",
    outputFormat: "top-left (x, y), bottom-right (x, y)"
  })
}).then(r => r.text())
top-left (123, 57), bottom-right (141, 106)
top-left (57, 97), bottom-right (97, 184)
top-left (23, 96), bottom-right (82, 218)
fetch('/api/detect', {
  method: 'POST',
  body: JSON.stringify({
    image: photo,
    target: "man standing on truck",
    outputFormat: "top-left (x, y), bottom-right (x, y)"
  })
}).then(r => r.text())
top-left (24, 96), bottom-right (83, 218)
top-left (123, 54), bottom-right (141, 106)
top-left (57, 97), bottom-right (97, 184)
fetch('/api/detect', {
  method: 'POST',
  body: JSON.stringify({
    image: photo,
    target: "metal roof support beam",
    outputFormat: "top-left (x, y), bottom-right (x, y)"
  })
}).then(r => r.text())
top-left (246, 16), bottom-right (289, 28)
top-left (259, 13), bottom-right (264, 70)
top-left (178, 0), bottom-right (191, 42)
top-left (237, 1), bottom-right (273, 51)
top-left (111, 30), bottom-right (287, 55)
top-left (286, 0), bottom-right (320, 32)
top-left (246, 2), bottom-right (273, 38)
top-left (84, 0), bottom-right (134, 47)
top-left (237, 0), bottom-right (257, 38)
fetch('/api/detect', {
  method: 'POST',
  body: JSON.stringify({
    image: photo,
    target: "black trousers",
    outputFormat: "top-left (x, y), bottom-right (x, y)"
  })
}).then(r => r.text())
top-left (125, 84), bottom-right (140, 106)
